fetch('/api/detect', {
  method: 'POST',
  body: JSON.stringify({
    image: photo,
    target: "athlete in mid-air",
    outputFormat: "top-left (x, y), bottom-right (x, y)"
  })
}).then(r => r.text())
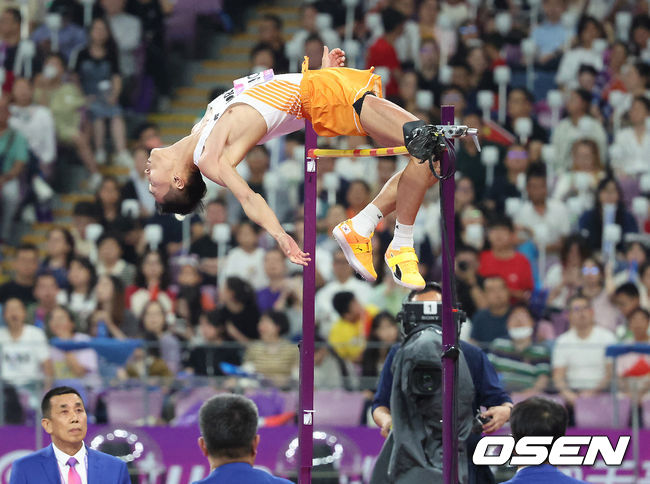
top-left (146, 46), bottom-right (448, 290)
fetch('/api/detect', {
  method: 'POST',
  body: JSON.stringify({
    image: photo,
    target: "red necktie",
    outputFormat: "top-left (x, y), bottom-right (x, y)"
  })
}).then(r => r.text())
top-left (67, 457), bottom-right (82, 484)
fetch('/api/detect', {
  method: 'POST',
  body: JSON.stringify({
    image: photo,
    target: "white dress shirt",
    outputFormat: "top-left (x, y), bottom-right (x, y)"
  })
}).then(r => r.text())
top-left (52, 442), bottom-right (88, 484)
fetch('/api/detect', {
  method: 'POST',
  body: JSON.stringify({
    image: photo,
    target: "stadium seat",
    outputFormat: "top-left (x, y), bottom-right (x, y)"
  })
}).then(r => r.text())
top-left (104, 387), bottom-right (164, 425)
top-left (314, 390), bottom-right (366, 426)
top-left (574, 394), bottom-right (632, 428)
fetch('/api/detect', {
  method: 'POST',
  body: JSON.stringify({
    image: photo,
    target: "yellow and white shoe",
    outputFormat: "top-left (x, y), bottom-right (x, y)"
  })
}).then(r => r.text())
top-left (332, 219), bottom-right (377, 282)
top-left (384, 244), bottom-right (425, 290)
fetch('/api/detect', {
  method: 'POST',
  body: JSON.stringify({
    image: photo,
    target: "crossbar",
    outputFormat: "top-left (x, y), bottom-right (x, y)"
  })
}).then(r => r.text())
top-left (308, 146), bottom-right (409, 158)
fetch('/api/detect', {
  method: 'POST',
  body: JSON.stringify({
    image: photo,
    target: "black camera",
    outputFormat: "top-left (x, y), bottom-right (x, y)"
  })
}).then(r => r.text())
top-left (398, 300), bottom-right (466, 338)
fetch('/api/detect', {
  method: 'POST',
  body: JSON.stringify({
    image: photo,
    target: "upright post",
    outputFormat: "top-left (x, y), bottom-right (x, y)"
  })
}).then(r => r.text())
top-left (299, 122), bottom-right (318, 484)
top-left (440, 105), bottom-right (458, 484)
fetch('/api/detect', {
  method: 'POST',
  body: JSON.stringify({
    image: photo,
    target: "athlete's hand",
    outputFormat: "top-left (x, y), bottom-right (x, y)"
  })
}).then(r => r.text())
top-left (277, 233), bottom-right (311, 266)
top-left (321, 46), bottom-right (346, 68)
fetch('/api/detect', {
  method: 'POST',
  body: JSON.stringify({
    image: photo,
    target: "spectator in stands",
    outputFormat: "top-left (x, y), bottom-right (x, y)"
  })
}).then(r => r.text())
top-left (10, 78), bottom-right (56, 171)
top-left (614, 282), bottom-right (642, 322)
top-left (31, 3), bottom-right (86, 62)
top-left (505, 88), bottom-right (548, 145)
top-left (640, 262), bottom-right (650, 310)
top-left (47, 305), bottom-right (99, 382)
top-left (190, 199), bottom-right (229, 281)
top-left (415, 38), bottom-right (440, 103)
top-left (602, 41), bottom-right (629, 99)
top-left (370, 267), bottom-right (410, 316)
top-left (455, 244), bottom-right (486, 320)
top-left (552, 294), bottom-right (616, 406)
top-left (0, 8), bottom-right (22, 92)
top-left (578, 257), bottom-right (624, 333)
top-left (551, 138), bottom-right (604, 202)
top-left (551, 88), bottom-right (607, 170)
top-left (249, 43), bottom-right (275, 72)
top-left (138, 299), bottom-right (180, 373)
top-left (578, 176), bottom-right (638, 251)
top-left (389, 70), bottom-right (418, 113)
top-left (631, 14), bottom-right (650, 56)
top-left (418, 0), bottom-right (455, 57)
top-left (121, 146), bottom-right (156, 217)
top-left (70, 201), bottom-right (100, 259)
top-left (91, 274), bottom-right (139, 339)
top-left (612, 96), bottom-right (650, 177)
top-left (74, 17), bottom-right (129, 166)
top-left (304, 34), bottom-right (324, 70)
top-left (0, 243), bottom-right (39, 304)
top-left (0, 95), bottom-right (28, 242)
top-left (243, 310), bottom-right (298, 388)
top-left (488, 303), bottom-right (551, 396)
top-left (95, 176), bottom-right (136, 238)
top-left (132, 121), bottom-right (162, 150)
top-left (126, 248), bottom-right (174, 318)
top-left (545, 235), bottom-right (591, 310)
top-left (30, 272), bottom-right (60, 329)
top-left (455, 112), bottom-right (485, 200)
top-left (617, 307), bottom-right (650, 401)
top-left (40, 226), bottom-right (75, 288)
top-left (622, 62), bottom-right (650, 99)
top-left (329, 291), bottom-right (376, 363)
top-left (0, 297), bottom-right (53, 388)
top-left (470, 276), bottom-right (511, 346)
top-left (315, 250), bottom-right (373, 337)
top-left (555, 15), bottom-right (605, 89)
top-left (34, 53), bottom-right (101, 184)
top-left (612, 240), bottom-right (647, 288)
top-left (515, 163), bottom-right (570, 253)
top-left (218, 276), bottom-right (261, 343)
top-left (100, 0), bottom-right (142, 81)
top-left (96, 233), bottom-right (136, 286)
top-left (185, 310), bottom-right (242, 377)
top-left (479, 216), bottom-right (534, 302)
top-left (219, 221), bottom-right (268, 291)
top-left (345, 180), bottom-right (372, 219)
top-left (484, 144), bottom-right (529, 214)
top-left (256, 247), bottom-right (289, 312)
top-left (361, 312), bottom-right (399, 391)
top-left (531, 0), bottom-right (569, 69)
top-left (366, 7), bottom-right (406, 98)
top-left (57, 256), bottom-right (97, 328)
top-left (195, 394), bottom-right (292, 484)
top-left (255, 14), bottom-right (288, 73)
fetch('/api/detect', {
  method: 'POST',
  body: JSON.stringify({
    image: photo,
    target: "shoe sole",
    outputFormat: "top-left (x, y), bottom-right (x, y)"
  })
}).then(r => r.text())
top-left (332, 225), bottom-right (377, 282)
top-left (384, 252), bottom-right (426, 290)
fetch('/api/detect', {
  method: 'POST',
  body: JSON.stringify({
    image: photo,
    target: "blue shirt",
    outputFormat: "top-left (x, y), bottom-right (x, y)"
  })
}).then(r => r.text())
top-left (193, 462), bottom-right (292, 484)
top-left (531, 23), bottom-right (571, 56)
top-left (372, 340), bottom-right (511, 413)
top-left (502, 465), bottom-right (588, 483)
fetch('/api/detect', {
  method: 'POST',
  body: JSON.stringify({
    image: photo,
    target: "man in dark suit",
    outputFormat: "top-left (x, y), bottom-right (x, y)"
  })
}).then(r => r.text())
top-left (10, 386), bottom-right (130, 484)
top-left (194, 394), bottom-right (291, 483)
top-left (502, 397), bottom-right (588, 483)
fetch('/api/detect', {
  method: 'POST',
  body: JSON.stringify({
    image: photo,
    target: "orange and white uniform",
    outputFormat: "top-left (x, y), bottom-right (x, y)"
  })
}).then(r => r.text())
top-left (193, 58), bottom-right (382, 164)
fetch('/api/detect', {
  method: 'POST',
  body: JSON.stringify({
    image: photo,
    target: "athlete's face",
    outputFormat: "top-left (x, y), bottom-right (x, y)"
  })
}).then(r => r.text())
top-left (146, 146), bottom-right (174, 202)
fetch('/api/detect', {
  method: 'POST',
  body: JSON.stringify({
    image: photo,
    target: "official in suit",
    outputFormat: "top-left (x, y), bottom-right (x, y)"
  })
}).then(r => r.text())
top-left (502, 397), bottom-right (588, 483)
top-left (9, 386), bottom-right (130, 484)
top-left (194, 394), bottom-right (291, 484)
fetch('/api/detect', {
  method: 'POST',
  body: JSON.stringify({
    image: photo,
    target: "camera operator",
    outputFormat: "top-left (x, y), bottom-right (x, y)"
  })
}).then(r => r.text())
top-left (370, 283), bottom-right (512, 484)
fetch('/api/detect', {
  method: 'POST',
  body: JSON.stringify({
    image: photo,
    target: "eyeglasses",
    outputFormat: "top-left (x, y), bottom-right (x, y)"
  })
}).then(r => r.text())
top-left (582, 267), bottom-right (600, 275)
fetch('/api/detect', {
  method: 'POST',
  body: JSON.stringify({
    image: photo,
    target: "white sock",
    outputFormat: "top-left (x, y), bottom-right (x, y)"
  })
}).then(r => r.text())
top-left (392, 220), bottom-right (414, 249)
top-left (350, 203), bottom-right (383, 237)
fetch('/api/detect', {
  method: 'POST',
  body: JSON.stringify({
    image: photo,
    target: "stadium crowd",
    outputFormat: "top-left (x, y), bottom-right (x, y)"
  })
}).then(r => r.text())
top-left (0, 0), bottom-right (650, 428)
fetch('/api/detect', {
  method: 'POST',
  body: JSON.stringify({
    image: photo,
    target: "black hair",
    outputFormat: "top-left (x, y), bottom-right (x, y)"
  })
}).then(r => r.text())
top-left (525, 161), bottom-right (547, 182)
top-left (381, 7), bottom-right (406, 34)
top-left (16, 242), bottom-right (38, 256)
top-left (134, 122), bottom-right (159, 140)
top-left (249, 42), bottom-right (276, 61)
top-left (139, 299), bottom-right (169, 335)
top-left (73, 201), bottom-right (99, 218)
top-left (629, 306), bottom-right (650, 322)
top-left (95, 176), bottom-right (123, 210)
top-left (199, 394), bottom-right (258, 458)
top-left (69, 256), bottom-right (97, 298)
top-left (225, 276), bottom-right (258, 307)
top-left (576, 15), bottom-right (604, 42)
top-left (631, 14), bottom-right (650, 34)
top-left (96, 231), bottom-right (124, 252)
top-left (578, 64), bottom-right (598, 77)
top-left (573, 88), bottom-right (592, 106)
top-left (508, 301), bottom-right (533, 319)
top-left (305, 33), bottom-right (324, 46)
top-left (567, 293), bottom-right (592, 309)
top-left (248, 144), bottom-right (270, 158)
top-left (3, 7), bottom-right (21, 24)
top-left (487, 214), bottom-right (514, 231)
top-left (559, 234), bottom-right (591, 267)
top-left (158, 165), bottom-right (207, 216)
top-left (36, 271), bottom-right (59, 286)
top-left (640, 261), bottom-right (650, 279)
top-left (615, 282), bottom-right (640, 299)
top-left (347, 179), bottom-right (371, 194)
top-left (90, 17), bottom-right (119, 61)
top-left (263, 310), bottom-right (290, 336)
top-left (205, 198), bottom-right (227, 209)
top-left (456, 243), bottom-right (478, 255)
top-left (632, 62), bottom-right (650, 89)
top-left (41, 386), bottom-right (84, 419)
top-left (510, 397), bottom-right (568, 451)
top-left (481, 275), bottom-right (507, 290)
top-left (333, 291), bottom-right (356, 317)
top-left (2, 297), bottom-right (25, 317)
top-left (592, 177), bottom-right (627, 249)
top-left (361, 311), bottom-right (398, 378)
top-left (508, 86), bottom-right (535, 104)
top-left (134, 249), bottom-right (171, 290)
top-left (262, 13), bottom-right (283, 31)
top-left (45, 226), bottom-right (75, 269)
top-left (407, 281), bottom-right (443, 301)
top-left (632, 95), bottom-right (650, 113)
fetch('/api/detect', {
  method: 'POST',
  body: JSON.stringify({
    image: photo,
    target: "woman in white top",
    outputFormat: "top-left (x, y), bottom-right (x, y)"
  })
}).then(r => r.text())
top-left (555, 15), bottom-right (605, 89)
top-left (552, 138), bottom-right (604, 203)
top-left (611, 96), bottom-right (650, 176)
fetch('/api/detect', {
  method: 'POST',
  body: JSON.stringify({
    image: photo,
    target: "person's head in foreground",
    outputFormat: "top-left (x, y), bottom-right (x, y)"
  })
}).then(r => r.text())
top-left (509, 397), bottom-right (567, 465)
top-left (41, 386), bottom-right (87, 455)
top-left (198, 394), bottom-right (260, 469)
top-left (146, 141), bottom-right (207, 215)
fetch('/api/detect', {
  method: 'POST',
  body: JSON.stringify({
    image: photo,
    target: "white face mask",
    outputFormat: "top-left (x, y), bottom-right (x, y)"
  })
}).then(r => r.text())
top-left (464, 223), bottom-right (484, 250)
top-left (42, 63), bottom-right (59, 80)
top-left (508, 326), bottom-right (533, 340)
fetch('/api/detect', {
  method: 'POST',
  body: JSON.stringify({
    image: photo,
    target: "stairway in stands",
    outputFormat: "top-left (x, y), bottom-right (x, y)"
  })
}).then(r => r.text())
top-left (0, 0), bottom-right (300, 282)
top-left (151, 0), bottom-right (301, 145)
